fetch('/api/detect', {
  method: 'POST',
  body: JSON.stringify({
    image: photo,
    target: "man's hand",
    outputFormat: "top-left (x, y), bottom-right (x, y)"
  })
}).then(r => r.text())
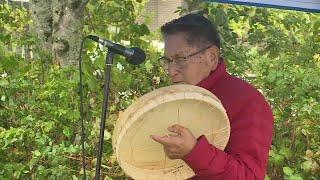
top-left (150, 124), bottom-right (197, 159)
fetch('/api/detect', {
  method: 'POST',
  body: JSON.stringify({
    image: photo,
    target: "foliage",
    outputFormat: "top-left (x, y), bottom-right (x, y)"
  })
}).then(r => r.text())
top-left (1, 1), bottom-right (167, 179)
top-left (0, 1), bottom-right (319, 179)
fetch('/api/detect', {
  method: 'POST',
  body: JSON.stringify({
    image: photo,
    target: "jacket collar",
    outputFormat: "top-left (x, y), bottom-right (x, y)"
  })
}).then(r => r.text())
top-left (197, 58), bottom-right (227, 90)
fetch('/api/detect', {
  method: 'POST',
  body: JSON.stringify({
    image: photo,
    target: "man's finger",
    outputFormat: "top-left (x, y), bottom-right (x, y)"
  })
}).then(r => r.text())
top-left (168, 124), bottom-right (186, 135)
top-left (150, 135), bottom-right (174, 145)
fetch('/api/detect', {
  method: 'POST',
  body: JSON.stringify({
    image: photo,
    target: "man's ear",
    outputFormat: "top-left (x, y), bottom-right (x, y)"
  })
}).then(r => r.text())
top-left (207, 46), bottom-right (219, 70)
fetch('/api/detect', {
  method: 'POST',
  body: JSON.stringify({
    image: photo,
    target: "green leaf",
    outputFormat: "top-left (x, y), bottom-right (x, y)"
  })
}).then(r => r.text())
top-left (145, 60), bottom-right (153, 72)
top-left (0, 79), bottom-right (9, 86)
top-left (29, 157), bottom-right (39, 170)
top-left (1, 95), bottom-right (5, 101)
top-left (63, 128), bottom-right (72, 138)
top-left (288, 175), bottom-right (303, 180)
top-left (213, 9), bottom-right (227, 26)
top-left (279, 147), bottom-right (292, 159)
top-left (139, 24), bottom-right (150, 36)
top-left (273, 154), bottom-right (285, 166)
top-left (8, 98), bottom-right (15, 106)
top-left (87, 75), bottom-right (97, 91)
top-left (283, 166), bottom-right (293, 176)
top-left (0, 40), bottom-right (6, 56)
top-left (301, 160), bottom-right (313, 172)
top-left (104, 130), bottom-right (111, 141)
top-left (33, 150), bottom-right (41, 157)
top-left (87, 3), bottom-right (95, 12)
top-left (43, 121), bottom-right (55, 133)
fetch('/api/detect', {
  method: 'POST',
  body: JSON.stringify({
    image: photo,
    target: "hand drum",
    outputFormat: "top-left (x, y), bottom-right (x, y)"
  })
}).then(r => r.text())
top-left (112, 84), bottom-right (230, 179)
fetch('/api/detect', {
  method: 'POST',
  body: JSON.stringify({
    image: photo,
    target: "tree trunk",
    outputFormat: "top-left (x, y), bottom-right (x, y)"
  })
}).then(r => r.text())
top-left (31, 0), bottom-right (89, 67)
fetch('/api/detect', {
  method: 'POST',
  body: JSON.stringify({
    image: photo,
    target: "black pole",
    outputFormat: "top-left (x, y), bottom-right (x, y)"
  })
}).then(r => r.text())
top-left (95, 50), bottom-right (115, 180)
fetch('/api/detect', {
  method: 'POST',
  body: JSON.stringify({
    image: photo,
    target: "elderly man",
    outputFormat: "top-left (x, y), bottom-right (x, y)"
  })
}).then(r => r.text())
top-left (151, 14), bottom-right (274, 179)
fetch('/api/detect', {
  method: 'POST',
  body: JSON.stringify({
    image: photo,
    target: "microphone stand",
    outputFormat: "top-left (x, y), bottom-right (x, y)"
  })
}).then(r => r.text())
top-left (95, 50), bottom-right (115, 180)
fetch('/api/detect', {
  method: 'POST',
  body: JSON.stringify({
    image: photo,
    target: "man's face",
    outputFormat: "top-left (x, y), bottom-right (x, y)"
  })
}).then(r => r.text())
top-left (163, 33), bottom-right (219, 85)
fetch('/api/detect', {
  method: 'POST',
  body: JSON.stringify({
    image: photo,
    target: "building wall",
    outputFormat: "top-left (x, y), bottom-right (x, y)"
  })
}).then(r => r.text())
top-left (145, 0), bottom-right (187, 31)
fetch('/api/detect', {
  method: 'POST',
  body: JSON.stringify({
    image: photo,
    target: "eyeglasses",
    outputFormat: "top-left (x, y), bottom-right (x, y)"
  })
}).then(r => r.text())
top-left (158, 45), bottom-right (212, 70)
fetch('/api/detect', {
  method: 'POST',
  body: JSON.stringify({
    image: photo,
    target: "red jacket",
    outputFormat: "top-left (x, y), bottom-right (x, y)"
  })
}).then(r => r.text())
top-left (182, 60), bottom-right (274, 180)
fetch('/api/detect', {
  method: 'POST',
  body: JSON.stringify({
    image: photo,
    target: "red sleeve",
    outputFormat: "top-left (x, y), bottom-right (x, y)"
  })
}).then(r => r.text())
top-left (182, 99), bottom-right (274, 180)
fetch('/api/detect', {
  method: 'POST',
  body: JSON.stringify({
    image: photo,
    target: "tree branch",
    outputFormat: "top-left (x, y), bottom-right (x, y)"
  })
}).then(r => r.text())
top-left (85, 9), bottom-right (96, 33)
top-left (79, 0), bottom-right (89, 10)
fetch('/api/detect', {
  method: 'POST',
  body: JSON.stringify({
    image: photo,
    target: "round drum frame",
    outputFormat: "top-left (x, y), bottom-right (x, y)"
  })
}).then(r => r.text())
top-left (112, 84), bottom-right (230, 180)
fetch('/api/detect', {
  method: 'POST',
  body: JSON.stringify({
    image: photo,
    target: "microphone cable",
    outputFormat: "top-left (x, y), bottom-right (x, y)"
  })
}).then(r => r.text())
top-left (78, 36), bottom-right (90, 180)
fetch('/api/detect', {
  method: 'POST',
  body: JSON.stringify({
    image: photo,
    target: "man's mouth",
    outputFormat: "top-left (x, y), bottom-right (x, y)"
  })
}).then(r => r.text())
top-left (172, 81), bottom-right (184, 84)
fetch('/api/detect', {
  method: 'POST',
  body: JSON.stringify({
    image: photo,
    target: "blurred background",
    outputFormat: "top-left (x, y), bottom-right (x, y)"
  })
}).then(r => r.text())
top-left (0, 0), bottom-right (319, 179)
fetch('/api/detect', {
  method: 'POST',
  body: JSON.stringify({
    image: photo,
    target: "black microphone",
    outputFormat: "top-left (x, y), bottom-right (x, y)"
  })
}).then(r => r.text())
top-left (87, 35), bottom-right (146, 65)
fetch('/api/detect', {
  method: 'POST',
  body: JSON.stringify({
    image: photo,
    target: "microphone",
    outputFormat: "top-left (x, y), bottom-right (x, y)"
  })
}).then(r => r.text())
top-left (87, 35), bottom-right (146, 65)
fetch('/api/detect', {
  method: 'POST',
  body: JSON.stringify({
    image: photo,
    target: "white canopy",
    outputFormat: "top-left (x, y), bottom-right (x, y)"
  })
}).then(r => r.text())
top-left (206, 0), bottom-right (320, 13)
